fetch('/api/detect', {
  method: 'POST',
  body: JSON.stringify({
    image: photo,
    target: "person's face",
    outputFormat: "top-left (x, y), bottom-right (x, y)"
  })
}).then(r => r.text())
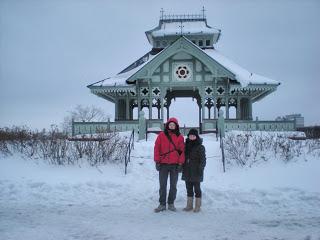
top-left (168, 122), bottom-right (176, 130)
top-left (188, 134), bottom-right (197, 141)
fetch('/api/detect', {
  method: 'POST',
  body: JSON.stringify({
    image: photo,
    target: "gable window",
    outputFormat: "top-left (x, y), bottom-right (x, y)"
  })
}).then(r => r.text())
top-left (206, 40), bottom-right (210, 46)
top-left (199, 40), bottom-right (203, 47)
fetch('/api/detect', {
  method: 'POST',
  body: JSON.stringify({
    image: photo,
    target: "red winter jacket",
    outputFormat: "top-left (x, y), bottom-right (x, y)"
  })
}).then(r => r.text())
top-left (154, 118), bottom-right (185, 165)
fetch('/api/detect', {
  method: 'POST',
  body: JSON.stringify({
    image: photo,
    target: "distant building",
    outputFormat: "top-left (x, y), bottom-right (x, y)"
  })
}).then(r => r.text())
top-left (276, 114), bottom-right (304, 128)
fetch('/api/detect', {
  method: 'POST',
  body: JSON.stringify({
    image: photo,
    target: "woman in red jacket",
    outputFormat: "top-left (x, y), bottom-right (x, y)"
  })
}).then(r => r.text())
top-left (154, 117), bottom-right (185, 212)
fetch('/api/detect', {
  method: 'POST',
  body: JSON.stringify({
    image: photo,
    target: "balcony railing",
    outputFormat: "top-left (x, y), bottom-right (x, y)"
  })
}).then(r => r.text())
top-left (72, 118), bottom-right (296, 136)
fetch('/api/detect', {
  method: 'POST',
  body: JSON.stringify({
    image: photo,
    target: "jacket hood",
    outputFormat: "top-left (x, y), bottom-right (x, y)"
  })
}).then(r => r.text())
top-left (166, 117), bottom-right (179, 127)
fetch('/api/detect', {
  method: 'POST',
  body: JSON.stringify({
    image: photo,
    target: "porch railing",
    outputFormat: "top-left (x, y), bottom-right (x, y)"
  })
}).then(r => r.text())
top-left (124, 129), bottom-right (135, 175)
top-left (202, 119), bottom-right (296, 132)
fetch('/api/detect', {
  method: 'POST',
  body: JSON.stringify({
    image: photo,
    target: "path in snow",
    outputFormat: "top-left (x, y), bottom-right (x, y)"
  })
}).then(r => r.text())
top-left (0, 133), bottom-right (319, 240)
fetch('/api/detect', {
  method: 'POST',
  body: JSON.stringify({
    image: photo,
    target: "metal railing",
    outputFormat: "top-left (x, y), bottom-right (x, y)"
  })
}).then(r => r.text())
top-left (202, 119), bottom-right (296, 132)
top-left (219, 131), bottom-right (226, 173)
top-left (160, 14), bottom-right (206, 21)
top-left (124, 129), bottom-right (135, 175)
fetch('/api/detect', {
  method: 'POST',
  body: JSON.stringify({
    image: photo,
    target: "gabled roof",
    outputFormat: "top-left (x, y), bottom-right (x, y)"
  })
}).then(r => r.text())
top-left (87, 52), bottom-right (159, 88)
top-left (126, 36), bottom-right (279, 87)
top-left (203, 48), bottom-right (279, 87)
top-left (125, 36), bottom-right (235, 83)
top-left (88, 36), bottom-right (279, 89)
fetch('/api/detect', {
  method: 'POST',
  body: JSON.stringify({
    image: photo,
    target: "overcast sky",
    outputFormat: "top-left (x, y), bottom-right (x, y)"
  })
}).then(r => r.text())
top-left (1, 0), bottom-right (319, 129)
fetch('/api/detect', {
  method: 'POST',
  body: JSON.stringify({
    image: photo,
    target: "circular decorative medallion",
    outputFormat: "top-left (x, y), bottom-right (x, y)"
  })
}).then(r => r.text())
top-left (174, 65), bottom-right (191, 81)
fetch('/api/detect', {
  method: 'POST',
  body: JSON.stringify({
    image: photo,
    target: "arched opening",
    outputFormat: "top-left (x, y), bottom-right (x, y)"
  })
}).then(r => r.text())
top-left (168, 97), bottom-right (199, 127)
top-left (229, 106), bottom-right (237, 119)
top-left (218, 106), bottom-right (226, 118)
top-left (152, 99), bottom-right (161, 119)
top-left (130, 99), bottom-right (138, 120)
top-left (164, 88), bottom-right (201, 124)
top-left (205, 98), bottom-right (214, 119)
top-left (132, 107), bottom-right (138, 120)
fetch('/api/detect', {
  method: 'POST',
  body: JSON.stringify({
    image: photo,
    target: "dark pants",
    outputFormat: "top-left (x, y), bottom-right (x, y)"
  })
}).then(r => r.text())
top-left (159, 164), bottom-right (179, 205)
top-left (185, 181), bottom-right (202, 198)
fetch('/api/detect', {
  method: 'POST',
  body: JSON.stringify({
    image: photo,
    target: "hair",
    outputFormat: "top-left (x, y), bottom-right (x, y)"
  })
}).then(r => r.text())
top-left (164, 121), bottom-right (180, 136)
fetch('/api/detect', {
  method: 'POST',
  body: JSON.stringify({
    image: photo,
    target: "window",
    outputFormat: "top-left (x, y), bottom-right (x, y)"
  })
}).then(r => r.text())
top-left (162, 41), bottom-right (167, 47)
top-left (206, 40), bottom-right (210, 46)
top-left (199, 40), bottom-right (203, 47)
top-left (192, 40), bottom-right (196, 44)
top-left (156, 41), bottom-right (160, 48)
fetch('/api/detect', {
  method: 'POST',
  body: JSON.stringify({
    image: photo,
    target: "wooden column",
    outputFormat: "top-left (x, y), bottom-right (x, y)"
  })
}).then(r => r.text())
top-left (126, 95), bottom-right (130, 120)
top-left (236, 97), bottom-right (241, 119)
top-left (157, 106), bottom-right (160, 119)
top-left (198, 105), bottom-right (201, 126)
top-left (213, 97), bottom-right (217, 119)
top-left (149, 99), bottom-right (152, 120)
top-left (137, 81), bottom-right (141, 119)
top-left (226, 78), bottom-right (230, 119)
top-left (201, 97), bottom-right (205, 122)
top-left (248, 98), bottom-right (253, 120)
top-left (160, 97), bottom-right (164, 120)
top-left (115, 99), bottom-right (119, 121)
top-left (226, 97), bottom-right (229, 119)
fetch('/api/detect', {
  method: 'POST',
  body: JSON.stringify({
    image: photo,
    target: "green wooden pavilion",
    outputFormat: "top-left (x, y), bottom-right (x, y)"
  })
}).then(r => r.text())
top-left (73, 10), bottom-right (295, 135)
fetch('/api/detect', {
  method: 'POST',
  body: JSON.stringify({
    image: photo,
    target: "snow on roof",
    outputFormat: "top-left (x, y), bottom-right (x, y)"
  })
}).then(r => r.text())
top-left (203, 48), bottom-right (280, 87)
top-left (89, 53), bottom-right (158, 87)
top-left (151, 20), bottom-right (220, 37)
top-left (89, 37), bottom-right (278, 88)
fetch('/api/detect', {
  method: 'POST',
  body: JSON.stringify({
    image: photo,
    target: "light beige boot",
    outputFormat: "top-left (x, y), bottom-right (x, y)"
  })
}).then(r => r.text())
top-left (183, 197), bottom-right (193, 211)
top-left (194, 197), bottom-right (201, 212)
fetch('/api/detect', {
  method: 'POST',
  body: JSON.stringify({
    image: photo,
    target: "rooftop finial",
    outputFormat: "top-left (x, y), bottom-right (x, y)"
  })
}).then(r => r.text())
top-left (160, 8), bottom-right (164, 19)
top-left (202, 6), bottom-right (206, 19)
top-left (179, 22), bottom-right (184, 35)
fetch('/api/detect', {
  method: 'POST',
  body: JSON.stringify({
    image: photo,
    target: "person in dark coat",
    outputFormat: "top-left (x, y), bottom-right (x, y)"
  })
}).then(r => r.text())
top-left (154, 117), bottom-right (185, 212)
top-left (182, 128), bottom-right (206, 212)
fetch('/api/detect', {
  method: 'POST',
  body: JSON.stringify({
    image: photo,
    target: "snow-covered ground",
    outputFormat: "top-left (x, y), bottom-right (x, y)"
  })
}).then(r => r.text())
top-left (1, 133), bottom-right (319, 240)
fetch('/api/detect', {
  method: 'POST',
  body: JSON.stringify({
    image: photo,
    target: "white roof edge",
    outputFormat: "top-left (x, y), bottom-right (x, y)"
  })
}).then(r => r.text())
top-left (202, 48), bottom-right (280, 87)
top-left (89, 53), bottom-right (159, 87)
top-left (149, 20), bottom-right (220, 38)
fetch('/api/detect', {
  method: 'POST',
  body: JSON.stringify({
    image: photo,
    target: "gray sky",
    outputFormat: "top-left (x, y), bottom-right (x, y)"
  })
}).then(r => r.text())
top-left (1, 0), bottom-right (319, 129)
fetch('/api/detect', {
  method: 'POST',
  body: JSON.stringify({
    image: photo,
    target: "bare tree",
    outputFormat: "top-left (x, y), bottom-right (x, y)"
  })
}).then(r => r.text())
top-left (61, 105), bottom-right (110, 134)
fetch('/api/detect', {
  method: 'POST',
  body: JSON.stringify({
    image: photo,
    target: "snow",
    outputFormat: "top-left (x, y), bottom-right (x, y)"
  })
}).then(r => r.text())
top-left (1, 133), bottom-right (320, 240)
top-left (90, 54), bottom-right (158, 87)
top-left (203, 49), bottom-right (280, 87)
top-left (147, 127), bottom-right (162, 131)
top-left (89, 38), bottom-right (278, 89)
top-left (150, 21), bottom-right (220, 37)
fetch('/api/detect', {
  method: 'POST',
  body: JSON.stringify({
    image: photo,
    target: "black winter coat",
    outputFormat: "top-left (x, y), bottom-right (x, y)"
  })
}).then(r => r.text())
top-left (181, 138), bottom-right (206, 182)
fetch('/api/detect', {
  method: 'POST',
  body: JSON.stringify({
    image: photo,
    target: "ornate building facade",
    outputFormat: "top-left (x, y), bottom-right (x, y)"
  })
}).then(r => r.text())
top-left (73, 11), bottom-right (295, 135)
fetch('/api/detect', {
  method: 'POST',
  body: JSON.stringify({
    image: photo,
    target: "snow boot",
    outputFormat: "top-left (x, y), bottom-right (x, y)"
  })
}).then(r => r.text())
top-left (154, 204), bottom-right (166, 213)
top-left (183, 197), bottom-right (194, 211)
top-left (168, 203), bottom-right (177, 212)
top-left (194, 198), bottom-right (201, 213)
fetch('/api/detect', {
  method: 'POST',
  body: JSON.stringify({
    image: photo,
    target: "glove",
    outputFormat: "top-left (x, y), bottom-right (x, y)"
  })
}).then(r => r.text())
top-left (177, 164), bottom-right (183, 173)
top-left (155, 163), bottom-right (161, 171)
